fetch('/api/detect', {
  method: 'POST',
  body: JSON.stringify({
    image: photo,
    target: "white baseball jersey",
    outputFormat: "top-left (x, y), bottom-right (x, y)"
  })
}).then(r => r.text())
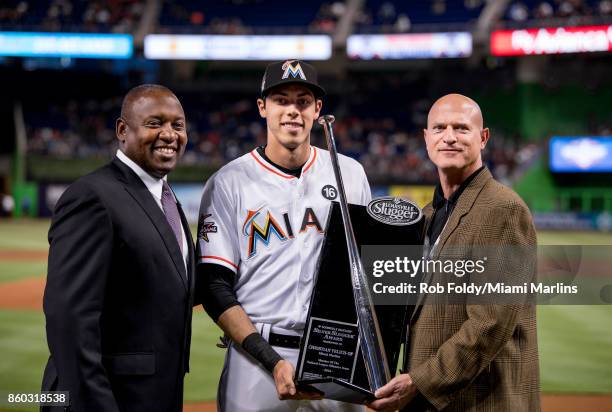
top-left (197, 146), bottom-right (371, 331)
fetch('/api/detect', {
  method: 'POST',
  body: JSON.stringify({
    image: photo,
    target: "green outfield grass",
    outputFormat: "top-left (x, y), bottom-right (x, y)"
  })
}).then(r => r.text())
top-left (537, 231), bottom-right (612, 245)
top-left (185, 312), bottom-right (225, 400)
top-left (0, 262), bottom-right (46, 284)
top-left (0, 219), bottom-right (611, 411)
top-left (0, 220), bottom-right (50, 251)
top-left (0, 311), bottom-right (47, 412)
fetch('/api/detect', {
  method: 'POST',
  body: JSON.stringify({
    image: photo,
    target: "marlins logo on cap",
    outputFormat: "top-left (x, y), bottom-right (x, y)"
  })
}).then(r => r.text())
top-left (281, 60), bottom-right (307, 80)
top-left (260, 59), bottom-right (326, 98)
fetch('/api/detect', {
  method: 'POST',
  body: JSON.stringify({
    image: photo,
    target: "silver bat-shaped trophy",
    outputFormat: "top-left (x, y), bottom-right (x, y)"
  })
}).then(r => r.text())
top-left (318, 115), bottom-right (391, 391)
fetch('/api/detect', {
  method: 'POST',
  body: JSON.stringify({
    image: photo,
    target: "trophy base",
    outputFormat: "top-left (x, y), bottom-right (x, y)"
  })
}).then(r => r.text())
top-left (297, 378), bottom-right (374, 404)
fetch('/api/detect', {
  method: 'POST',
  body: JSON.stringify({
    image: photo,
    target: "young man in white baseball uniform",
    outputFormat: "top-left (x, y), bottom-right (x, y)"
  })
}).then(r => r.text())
top-left (196, 60), bottom-right (370, 411)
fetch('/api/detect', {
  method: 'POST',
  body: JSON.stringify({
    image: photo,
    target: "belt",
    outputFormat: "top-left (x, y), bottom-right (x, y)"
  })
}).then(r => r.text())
top-left (268, 332), bottom-right (301, 349)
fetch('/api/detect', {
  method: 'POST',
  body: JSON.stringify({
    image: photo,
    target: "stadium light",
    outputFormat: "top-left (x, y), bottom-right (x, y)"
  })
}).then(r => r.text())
top-left (144, 34), bottom-right (332, 60)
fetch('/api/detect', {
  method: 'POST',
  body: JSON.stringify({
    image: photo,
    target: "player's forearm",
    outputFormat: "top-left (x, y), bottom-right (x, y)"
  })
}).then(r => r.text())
top-left (217, 305), bottom-right (284, 373)
top-left (216, 305), bottom-right (257, 344)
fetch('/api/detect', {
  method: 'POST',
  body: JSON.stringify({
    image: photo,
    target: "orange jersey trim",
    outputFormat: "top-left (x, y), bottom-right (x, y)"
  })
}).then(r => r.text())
top-left (200, 255), bottom-right (239, 269)
top-left (302, 147), bottom-right (317, 174)
top-left (250, 151), bottom-right (295, 179)
top-left (250, 147), bottom-right (317, 178)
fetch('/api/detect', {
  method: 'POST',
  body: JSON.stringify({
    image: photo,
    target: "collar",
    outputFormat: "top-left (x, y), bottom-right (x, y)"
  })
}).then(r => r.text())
top-left (256, 146), bottom-right (304, 177)
top-left (116, 149), bottom-right (166, 201)
top-left (432, 166), bottom-right (485, 209)
top-left (250, 146), bottom-right (317, 180)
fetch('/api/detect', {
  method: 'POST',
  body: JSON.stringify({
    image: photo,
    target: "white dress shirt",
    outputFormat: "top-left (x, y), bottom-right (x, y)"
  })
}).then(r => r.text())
top-left (116, 150), bottom-right (188, 267)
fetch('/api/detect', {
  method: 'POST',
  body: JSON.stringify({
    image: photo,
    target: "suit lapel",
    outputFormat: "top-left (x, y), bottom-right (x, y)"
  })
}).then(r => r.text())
top-left (433, 169), bottom-right (492, 257)
top-left (421, 204), bottom-right (434, 248)
top-left (177, 199), bottom-right (195, 294)
top-left (410, 169), bottom-right (492, 323)
top-left (411, 205), bottom-right (435, 319)
top-left (112, 158), bottom-right (189, 291)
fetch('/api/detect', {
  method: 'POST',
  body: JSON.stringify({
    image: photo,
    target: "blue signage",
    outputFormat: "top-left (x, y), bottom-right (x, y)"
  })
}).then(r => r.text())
top-left (550, 136), bottom-right (612, 172)
top-left (0, 32), bottom-right (133, 59)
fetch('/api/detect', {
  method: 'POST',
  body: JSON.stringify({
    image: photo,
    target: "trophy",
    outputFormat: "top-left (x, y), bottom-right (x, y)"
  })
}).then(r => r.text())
top-left (295, 115), bottom-right (424, 403)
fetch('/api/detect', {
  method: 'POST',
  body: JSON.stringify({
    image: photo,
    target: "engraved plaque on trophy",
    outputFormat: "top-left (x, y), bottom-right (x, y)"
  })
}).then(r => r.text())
top-left (299, 317), bottom-right (360, 382)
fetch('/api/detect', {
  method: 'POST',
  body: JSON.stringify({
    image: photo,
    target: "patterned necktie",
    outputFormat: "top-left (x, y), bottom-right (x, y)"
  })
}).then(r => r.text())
top-left (161, 181), bottom-right (184, 256)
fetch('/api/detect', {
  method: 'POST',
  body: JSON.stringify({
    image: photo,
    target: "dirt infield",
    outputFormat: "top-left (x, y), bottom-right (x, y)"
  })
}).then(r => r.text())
top-left (0, 276), bottom-right (45, 310)
top-left (542, 394), bottom-right (612, 411)
top-left (0, 250), bottom-right (48, 262)
top-left (183, 401), bottom-right (216, 412)
top-left (0, 278), bottom-right (610, 411)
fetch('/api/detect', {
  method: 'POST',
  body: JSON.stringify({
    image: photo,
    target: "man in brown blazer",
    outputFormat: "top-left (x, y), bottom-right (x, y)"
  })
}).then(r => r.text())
top-left (368, 94), bottom-right (540, 411)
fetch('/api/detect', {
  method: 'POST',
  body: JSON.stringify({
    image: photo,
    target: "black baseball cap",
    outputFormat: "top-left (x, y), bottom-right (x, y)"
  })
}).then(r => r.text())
top-left (260, 59), bottom-right (326, 99)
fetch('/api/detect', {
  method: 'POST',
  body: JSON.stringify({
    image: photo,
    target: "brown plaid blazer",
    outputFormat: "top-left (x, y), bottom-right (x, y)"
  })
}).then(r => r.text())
top-left (404, 168), bottom-right (540, 411)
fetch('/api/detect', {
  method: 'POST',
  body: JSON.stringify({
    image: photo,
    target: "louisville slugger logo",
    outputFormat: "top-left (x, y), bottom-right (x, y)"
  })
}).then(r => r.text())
top-left (242, 207), bottom-right (322, 258)
top-left (367, 197), bottom-right (422, 226)
top-left (281, 60), bottom-right (306, 80)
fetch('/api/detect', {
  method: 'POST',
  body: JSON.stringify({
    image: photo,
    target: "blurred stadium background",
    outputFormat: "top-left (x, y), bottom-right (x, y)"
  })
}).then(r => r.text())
top-left (0, 0), bottom-right (611, 411)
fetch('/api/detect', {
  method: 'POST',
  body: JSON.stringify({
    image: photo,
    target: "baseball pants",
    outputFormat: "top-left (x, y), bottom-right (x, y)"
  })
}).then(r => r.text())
top-left (217, 330), bottom-right (365, 412)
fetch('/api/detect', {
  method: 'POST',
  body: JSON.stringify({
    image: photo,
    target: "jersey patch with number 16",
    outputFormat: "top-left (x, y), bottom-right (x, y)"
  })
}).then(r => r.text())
top-left (321, 185), bottom-right (337, 200)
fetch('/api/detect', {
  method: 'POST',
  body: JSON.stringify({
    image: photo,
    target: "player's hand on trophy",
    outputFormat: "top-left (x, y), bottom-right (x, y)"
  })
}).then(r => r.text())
top-left (367, 373), bottom-right (418, 412)
top-left (272, 359), bottom-right (323, 401)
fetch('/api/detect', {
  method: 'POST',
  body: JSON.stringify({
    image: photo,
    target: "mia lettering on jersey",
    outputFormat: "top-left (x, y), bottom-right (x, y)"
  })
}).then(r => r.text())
top-left (242, 207), bottom-right (324, 258)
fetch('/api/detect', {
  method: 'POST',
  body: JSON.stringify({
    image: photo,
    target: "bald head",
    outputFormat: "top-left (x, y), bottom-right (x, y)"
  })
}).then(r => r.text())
top-left (427, 93), bottom-right (484, 130)
top-left (120, 84), bottom-right (179, 123)
top-left (423, 93), bottom-right (490, 184)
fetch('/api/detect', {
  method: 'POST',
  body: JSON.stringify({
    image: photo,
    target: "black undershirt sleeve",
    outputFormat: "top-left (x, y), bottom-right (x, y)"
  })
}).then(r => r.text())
top-left (195, 263), bottom-right (240, 322)
top-left (195, 263), bottom-right (283, 372)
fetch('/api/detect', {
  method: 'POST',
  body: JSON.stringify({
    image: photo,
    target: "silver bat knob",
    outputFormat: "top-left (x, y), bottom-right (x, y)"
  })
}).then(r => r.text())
top-left (318, 115), bottom-right (335, 125)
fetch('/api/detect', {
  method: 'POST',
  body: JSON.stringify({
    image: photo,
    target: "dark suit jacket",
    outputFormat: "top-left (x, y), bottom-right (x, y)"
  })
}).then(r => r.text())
top-left (42, 157), bottom-right (195, 412)
top-left (405, 168), bottom-right (540, 411)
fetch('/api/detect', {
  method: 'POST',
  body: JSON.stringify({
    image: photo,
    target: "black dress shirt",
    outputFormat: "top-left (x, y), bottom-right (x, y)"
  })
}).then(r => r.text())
top-left (427, 166), bottom-right (485, 246)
